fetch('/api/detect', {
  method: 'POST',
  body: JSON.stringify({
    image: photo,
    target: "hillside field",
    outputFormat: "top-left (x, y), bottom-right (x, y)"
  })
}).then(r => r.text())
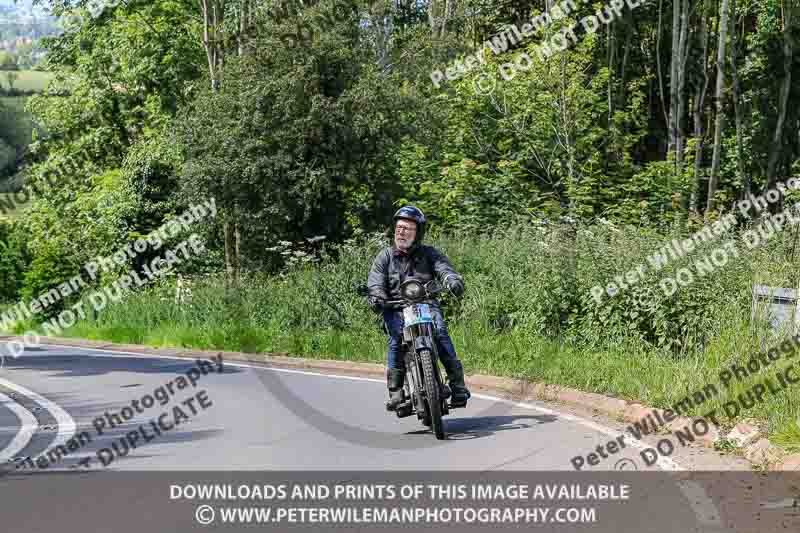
top-left (0, 69), bottom-right (53, 92)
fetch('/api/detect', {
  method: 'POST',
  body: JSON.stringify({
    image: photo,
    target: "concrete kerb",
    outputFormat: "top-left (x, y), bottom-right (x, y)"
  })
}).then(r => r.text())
top-left (776, 454), bottom-right (800, 470)
top-left (6, 335), bottom-right (800, 470)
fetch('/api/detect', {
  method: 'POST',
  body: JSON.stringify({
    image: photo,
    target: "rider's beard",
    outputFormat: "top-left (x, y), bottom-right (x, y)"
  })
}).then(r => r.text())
top-left (395, 235), bottom-right (412, 250)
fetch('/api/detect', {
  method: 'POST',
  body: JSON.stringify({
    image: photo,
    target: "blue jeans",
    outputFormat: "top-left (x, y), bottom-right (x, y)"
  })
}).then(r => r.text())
top-left (382, 304), bottom-right (459, 370)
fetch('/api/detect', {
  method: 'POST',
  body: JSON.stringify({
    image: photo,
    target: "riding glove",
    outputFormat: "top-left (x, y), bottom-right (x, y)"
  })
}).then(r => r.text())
top-left (444, 276), bottom-right (465, 298)
top-left (368, 296), bottom-right (384, 313)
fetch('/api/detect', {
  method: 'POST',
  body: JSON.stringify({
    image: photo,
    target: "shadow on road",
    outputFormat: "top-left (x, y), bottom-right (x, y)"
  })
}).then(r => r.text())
top-left (404, 414), bottom-right (558, 441)
top-left (1, 428), bottom-right (224, 478)
top-left (0, 352), bottom-right (242, 379)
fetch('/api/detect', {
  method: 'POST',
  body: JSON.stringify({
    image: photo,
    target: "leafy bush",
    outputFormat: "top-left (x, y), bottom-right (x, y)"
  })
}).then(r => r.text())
top-left (16, 168), bottom-right (139, 317)
top-left (0, 219), bottom-right (29, 303)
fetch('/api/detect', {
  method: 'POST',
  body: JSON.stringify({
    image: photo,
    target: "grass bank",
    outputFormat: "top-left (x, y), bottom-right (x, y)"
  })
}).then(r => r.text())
top-left (6, 222), bottom-right (800, 452)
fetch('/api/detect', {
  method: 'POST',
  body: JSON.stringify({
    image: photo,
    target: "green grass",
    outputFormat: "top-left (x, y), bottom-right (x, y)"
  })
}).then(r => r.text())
top-left (772, 422), bottom-right (800, 453)
top-left (55, 288), bottom-right (791, 430)
top-left (56, 293), bottom-right (717, 404)
top-left (6, 224), bottom-right (800, 454)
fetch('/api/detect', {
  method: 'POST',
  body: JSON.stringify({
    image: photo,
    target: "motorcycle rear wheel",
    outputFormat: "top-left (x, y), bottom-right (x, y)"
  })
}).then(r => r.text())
top-left (420, 349), bottom-right (445, 440)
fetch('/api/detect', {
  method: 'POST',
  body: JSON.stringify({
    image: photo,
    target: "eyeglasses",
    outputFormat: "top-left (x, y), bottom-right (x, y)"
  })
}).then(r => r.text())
top-left (395, 225), bottom-right (416, 234)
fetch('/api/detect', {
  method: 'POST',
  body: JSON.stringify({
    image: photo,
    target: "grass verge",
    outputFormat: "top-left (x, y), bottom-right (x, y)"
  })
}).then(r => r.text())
top-left (4, 223), bottom-right (800, 453)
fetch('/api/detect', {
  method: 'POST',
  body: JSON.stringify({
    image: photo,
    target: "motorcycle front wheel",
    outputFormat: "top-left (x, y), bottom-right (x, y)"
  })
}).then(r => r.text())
top-left (419, 349), bottom-right (445, 440)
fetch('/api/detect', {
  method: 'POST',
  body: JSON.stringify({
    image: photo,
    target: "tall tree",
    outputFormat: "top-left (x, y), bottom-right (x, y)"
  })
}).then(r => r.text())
top-left (668, 0), bottom-right (690, 187)
top-left (729, 0), bottom-right (748, 197)
top-left (428, 0), bottom-right (453, 38)
top-left (675, 0), bottom-right (690, 173)
top-left (706, 0), bottom-right (730, 216)
top-left (200, 0), bottom-right (226, 90)
top-left (668, 0), bottom-right (681, 160)
top-left (690, 0), bottom-right (711, 212)
top-left (197, 0), bottom-right (243, 285)
top-left (766, 0), bottom-right (795, 194)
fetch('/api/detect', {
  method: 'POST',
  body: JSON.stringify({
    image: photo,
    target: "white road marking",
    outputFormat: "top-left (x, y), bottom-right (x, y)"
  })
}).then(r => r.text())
top-left (468, 392), bottom-right (684, 471)
top-left (0, 377), bottom-right (77, 458)
top-left (0, 391), bottom-right (38, 464)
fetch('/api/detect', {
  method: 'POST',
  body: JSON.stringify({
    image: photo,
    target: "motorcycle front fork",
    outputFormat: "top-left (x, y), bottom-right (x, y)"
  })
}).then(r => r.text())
top-left (394, 346), bottom-right (450, 419)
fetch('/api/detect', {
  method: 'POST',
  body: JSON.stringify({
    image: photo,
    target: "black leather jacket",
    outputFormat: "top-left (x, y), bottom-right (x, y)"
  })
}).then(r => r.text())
top-left (367, 244), bottom-right (464, 310)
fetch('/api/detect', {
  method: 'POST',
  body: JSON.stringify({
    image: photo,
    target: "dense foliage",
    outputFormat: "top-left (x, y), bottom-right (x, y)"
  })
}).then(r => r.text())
top-left (0, 0), bottom-right (798, 340)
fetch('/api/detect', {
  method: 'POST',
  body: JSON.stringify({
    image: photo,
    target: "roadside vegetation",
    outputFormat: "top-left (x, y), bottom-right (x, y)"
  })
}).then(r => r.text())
top-left (1, 0), bottom-right (800, 455)
top-left (9, 220), bottom-right (800, 450)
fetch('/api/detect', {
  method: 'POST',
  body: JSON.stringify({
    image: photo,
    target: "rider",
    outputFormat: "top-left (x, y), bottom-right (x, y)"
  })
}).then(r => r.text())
top-left (366, 206), bottom-right (471, 411)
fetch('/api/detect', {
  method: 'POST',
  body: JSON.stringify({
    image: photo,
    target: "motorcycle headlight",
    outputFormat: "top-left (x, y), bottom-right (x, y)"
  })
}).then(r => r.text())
top-left (401, 280), bottom-right (424, 300)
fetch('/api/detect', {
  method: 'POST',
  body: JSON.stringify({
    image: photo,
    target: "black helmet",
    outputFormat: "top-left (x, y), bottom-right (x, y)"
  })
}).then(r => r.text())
top-left (393, 205), bottom-right (427, 245)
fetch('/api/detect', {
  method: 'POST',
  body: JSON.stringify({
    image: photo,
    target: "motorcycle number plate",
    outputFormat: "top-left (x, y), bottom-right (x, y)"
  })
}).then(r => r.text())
top-left (404, 304), bottom-right (433, 326)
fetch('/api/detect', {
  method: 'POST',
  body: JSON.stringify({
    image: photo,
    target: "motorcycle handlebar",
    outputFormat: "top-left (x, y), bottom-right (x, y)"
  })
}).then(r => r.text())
top-left (356, 282), bottom-right (450, 309)
top-left (386, 301), bottom-right (441, 311)
top-left (371, 294), bottom-right (441, 310)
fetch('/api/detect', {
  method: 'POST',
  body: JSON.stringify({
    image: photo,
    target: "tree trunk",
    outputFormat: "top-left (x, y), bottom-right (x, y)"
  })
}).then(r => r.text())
top-left (619, 21), bottom-right (632, 112)
top-left (224, 218), bottom-right (238, 287)
top-left (706, 0), bottom-right (730, 217)
top-left (200, 0), bottom-right (225, 90)
top-left (234, 210), bottom-right (242, 284)
top-left (199, 0), bottom-right (242, 286)
top-left (766, 1), bottom-right (794, 194)
top-left (666, 0), bottom-right (690, 201)
top-left (428, 0), bottom-right (451, 38)
top-left (729, 0), bottom-right (749, 197)
top-left (616, 19), bottom-right (633, 162)
top-left (668, 0), bottom-right (681, 157)
top-left (238, 0), bottom-right (248, 56)
top-left (608, 23), bottom-right (613, 125)
top-left (675, 0), bottom-right (690, 178)
top-left (656, 0), bottom-right (670, 130)
top-left (228, 0), bottom-right (251, 286)
top-left (691, 0), bottom-right (710, 213)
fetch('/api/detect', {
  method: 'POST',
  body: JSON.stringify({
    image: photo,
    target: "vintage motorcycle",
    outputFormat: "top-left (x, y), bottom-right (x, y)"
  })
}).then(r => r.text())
top-left (358, 278), bottom-right (464, 440)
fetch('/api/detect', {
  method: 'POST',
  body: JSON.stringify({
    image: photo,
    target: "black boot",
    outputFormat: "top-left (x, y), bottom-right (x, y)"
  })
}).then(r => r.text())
top-left (385, 368), bottom-right (406, 411)
top-left (441, 359), bottom-right (470, 406)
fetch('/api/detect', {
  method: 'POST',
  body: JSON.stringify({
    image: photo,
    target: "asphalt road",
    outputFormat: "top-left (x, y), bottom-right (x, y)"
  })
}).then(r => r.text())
top-left (0, 341), bottom-right (668, 472)
top-left (1, 341), bottom-right (798, 533)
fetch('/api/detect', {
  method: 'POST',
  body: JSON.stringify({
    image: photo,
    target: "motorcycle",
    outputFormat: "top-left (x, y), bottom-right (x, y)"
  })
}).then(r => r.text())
top-left (358, 278), bottom-right (465, 440)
